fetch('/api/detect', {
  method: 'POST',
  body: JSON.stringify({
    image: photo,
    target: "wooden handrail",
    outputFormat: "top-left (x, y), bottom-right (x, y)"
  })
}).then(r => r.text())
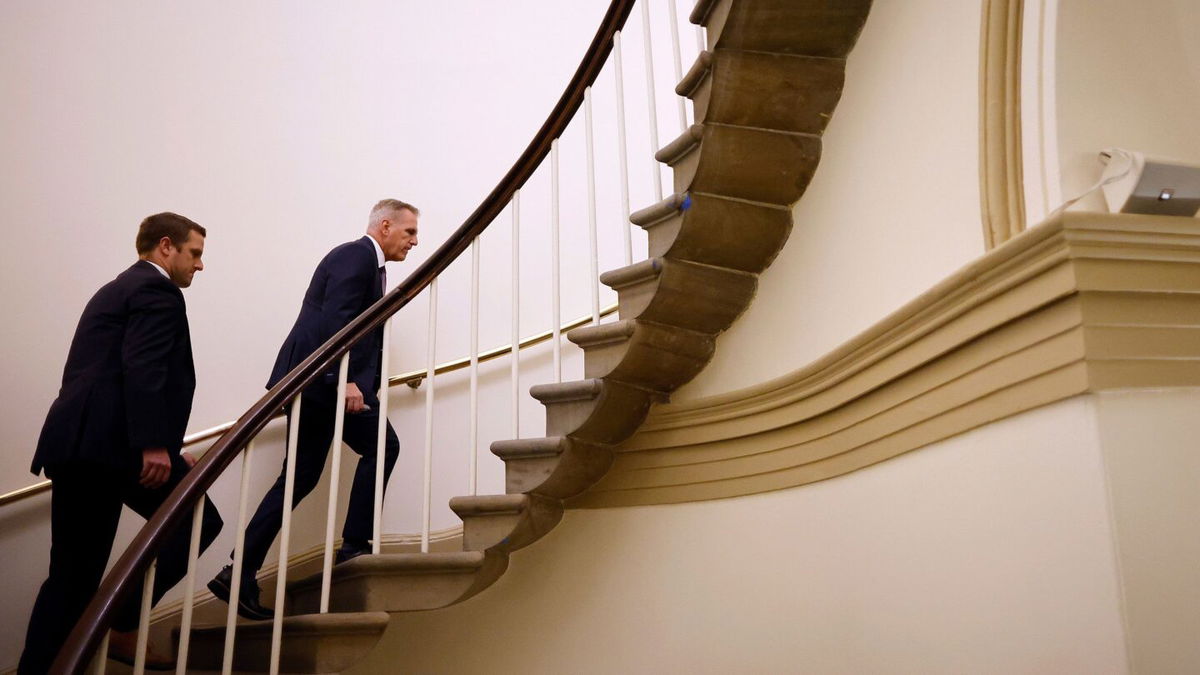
top-left (0, 302), bottom-right (619, 510)
top-left (52, 2), bottom-right (636, 671)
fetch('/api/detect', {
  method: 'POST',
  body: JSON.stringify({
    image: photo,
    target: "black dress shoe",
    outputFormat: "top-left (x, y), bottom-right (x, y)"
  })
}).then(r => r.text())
top-left (334, 544), bottom-right (371, 565)
top-left (207, 565), bottom-right (274, 621)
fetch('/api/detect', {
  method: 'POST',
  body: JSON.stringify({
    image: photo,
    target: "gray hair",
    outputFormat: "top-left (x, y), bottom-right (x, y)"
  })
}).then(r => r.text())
top-left (368, 198), bottom-right (420, 228)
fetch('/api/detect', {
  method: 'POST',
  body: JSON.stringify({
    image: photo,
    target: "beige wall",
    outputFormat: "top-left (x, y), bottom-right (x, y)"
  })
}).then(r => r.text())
top-left (674, 0), bottom-right (987, 400)
top-left (351, 396), bottom-right (1130, 674)
top-left (1056, 0), bottom-right (1200, 212)
top-left (1094, 388), bottom-right (1200, 674)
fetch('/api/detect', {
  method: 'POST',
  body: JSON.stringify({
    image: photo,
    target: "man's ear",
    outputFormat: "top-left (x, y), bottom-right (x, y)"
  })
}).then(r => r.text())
top-left (158, 236), bottom-right (175, 255)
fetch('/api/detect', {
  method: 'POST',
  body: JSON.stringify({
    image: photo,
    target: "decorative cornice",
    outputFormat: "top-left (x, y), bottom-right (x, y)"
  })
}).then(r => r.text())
top-left (569, 213), bottom-right (1200, 508)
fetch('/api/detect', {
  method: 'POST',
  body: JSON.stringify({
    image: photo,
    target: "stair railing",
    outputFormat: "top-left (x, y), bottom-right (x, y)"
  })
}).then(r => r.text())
top-left (47, 0), bottom-right (709, 672)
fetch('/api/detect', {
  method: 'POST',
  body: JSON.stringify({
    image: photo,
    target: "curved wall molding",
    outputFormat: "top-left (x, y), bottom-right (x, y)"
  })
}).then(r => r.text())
top-left (1019, 0), bottom-right (1063, 223)
top-left (979, 0), bottom-right (1027, 248)
top-left (569, 213), bottom-right (1200, 508)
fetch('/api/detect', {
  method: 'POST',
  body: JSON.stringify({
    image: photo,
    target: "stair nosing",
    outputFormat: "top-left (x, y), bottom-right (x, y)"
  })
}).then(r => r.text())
top-left (677, 49), bottom-right (713, 96)
top-left (630, 193), bottom-right (689, 228)
top-left (655, 124), bottom-right (705, 164)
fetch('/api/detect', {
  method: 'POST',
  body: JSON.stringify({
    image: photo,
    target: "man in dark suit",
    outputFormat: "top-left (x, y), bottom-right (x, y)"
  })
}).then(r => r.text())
top-left (20, 212), bottom-right (223, 673)
top-left (208, 199), bottom-right (418, 620)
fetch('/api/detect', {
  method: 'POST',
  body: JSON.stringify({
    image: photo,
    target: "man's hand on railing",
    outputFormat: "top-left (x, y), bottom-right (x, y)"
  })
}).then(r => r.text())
top-left (345, 382), bottom-right (367, 414)
top-left (140, 448), bottom-right (172, 489)
top-left (181, 451), bottom-right (198, 469)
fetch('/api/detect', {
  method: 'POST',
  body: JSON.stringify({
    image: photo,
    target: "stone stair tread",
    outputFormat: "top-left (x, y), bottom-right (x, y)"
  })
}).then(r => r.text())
top-left (566, 318), bottom-right (638, 347)
top-left (290, 551), bottom-right (488, 594)
top-left (680, 47), bottom-right (849, 134)
top-left (451, 493), bottom-right (562, 553)
top-left (630, 192), bottom-right (689, 228)
top-left (188, 611), bottom-right (389, 637)
top-left (633, 191), bottom-right (793, 272)
top-left (673, 123), bottom-right (823, 204)
top-left (568, 319), bottom-right (714, 368)
top-left (491, 435), bottom-right (569, 459)
top-left (448, 493), bottom-right (530, 516)
top-left (598, 258), bottom-right (661, 290)
top-left (529, 378), bottom-right (604, 404)
top-left (287, 551), bottom-right (507, 614)
top-left (490, 436), bottom-right (614, 499)
top-left (691, 0), bottom-right (871, 58)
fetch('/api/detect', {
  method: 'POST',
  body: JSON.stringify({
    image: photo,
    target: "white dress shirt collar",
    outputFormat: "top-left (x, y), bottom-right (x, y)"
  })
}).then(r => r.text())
top-left (144, 260), bottom-right (170, 279)
top-left (366, 234), bottom-right (385, 268)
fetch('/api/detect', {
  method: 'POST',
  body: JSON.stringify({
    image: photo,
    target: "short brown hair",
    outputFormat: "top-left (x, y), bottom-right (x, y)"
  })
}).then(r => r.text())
top-left (135, 212), bottom-right (206, 254)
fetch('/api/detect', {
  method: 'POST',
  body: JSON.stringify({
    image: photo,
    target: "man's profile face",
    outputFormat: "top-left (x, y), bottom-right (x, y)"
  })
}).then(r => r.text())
top-left (164, 230), bottom-right (205, 288)
top-left (381, 209), bottom-right (419, 262)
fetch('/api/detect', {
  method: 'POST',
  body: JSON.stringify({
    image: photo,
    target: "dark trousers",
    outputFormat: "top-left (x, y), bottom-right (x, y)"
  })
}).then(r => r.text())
top-left (239, 389), bottom-right (400, 581)
top-left (19, 453), bottom-right (222, 674)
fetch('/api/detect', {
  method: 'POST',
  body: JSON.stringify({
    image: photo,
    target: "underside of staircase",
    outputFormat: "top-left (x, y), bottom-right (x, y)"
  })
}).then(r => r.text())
top-left (179, 0), bottom-right (872, 671)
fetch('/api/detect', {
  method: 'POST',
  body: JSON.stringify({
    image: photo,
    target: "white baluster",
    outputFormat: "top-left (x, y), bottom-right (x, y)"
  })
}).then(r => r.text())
top-left (421, 279), bottom-right (438, 553)
top-left (174, 498), bottom-right (205, 675)
top-left (373, 320), bottom-right (391, 552)
top-left (223, 441), bottom-right (256, 675)
top-left (320, 354), bottom-right (350, 613)
top-left (641, 0), bottom-right (664, 200)
top-left (469, 238), bottom-right (480, 494)
top-left (585, 88), bottom-right (601, 325)
top-left (510, 192), bottom-right (521, 438)
top-left (550, 140), bottom-right (563, 382)
top-left (93, 632), bottom-right (109, 675)
top-left (613, 31), bottom-right (633, 267)
top-left (133, 561), bottom-right (155, 675)
top-left (270, 394), bottom-right (303, 675)
top-left (668, 0), bottom-right (688, 130)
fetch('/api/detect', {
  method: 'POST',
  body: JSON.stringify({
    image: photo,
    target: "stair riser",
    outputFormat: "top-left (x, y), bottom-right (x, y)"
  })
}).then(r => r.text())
top-left (681, 126), bottom-right (822, 205)
top-left (687, 64), bottom-right (713, 124)
top-left (542, 384), bottom-right (655, 445)
top-left (185, 633), bottom-right (383, 673)
top-left (290, 555), bottom-right (509, 614)
top-left (690, 50), bottom-right (847, 134)
top-left (699, 0), bottom-right (873, 57)
top-left (305, 574), bottom-right (477, 613)
top-left (180, 614), bottom-right (389, 673)
top-left (578, 324), bottom-right (715, 391)
top-left (500, 445), bottom-right (614, 500)
top-left (459, 500), bottom-right (564, 554)
top-left (608, 260), bottom-right (757, 335)
top-left (641, 195), bottom-right (792, 273)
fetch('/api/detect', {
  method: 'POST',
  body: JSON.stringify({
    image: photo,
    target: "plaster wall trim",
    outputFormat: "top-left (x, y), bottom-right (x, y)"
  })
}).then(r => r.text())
top-left (979, 0), bottom-right (1027, 247)
top-left (1020, 0), bottom-right (1063, 223)
top-left (569, 212), bottom-right (1200, 508)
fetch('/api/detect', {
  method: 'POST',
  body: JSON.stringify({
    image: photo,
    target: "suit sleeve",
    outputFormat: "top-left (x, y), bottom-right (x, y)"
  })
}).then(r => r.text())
top-left (319, 248), bottom-right (377, 388)
top-left (123, 283), bottom-right (185, 449)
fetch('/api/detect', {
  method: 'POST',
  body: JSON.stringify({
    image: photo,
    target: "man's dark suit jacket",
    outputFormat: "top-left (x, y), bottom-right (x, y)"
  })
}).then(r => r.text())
top-left (32, 261), bottom-right (195, 478)
top-left (267, 236), bottom-right (384, 404)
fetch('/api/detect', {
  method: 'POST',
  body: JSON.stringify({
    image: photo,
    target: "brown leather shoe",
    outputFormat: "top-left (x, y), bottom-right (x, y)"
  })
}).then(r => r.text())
top-left (108, 629), bottom-right (175, 671)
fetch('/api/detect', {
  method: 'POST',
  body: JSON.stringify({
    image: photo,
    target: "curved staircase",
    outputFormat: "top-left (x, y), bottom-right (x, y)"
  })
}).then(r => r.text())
top-left (177, 0), bottom-right (874, 670)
